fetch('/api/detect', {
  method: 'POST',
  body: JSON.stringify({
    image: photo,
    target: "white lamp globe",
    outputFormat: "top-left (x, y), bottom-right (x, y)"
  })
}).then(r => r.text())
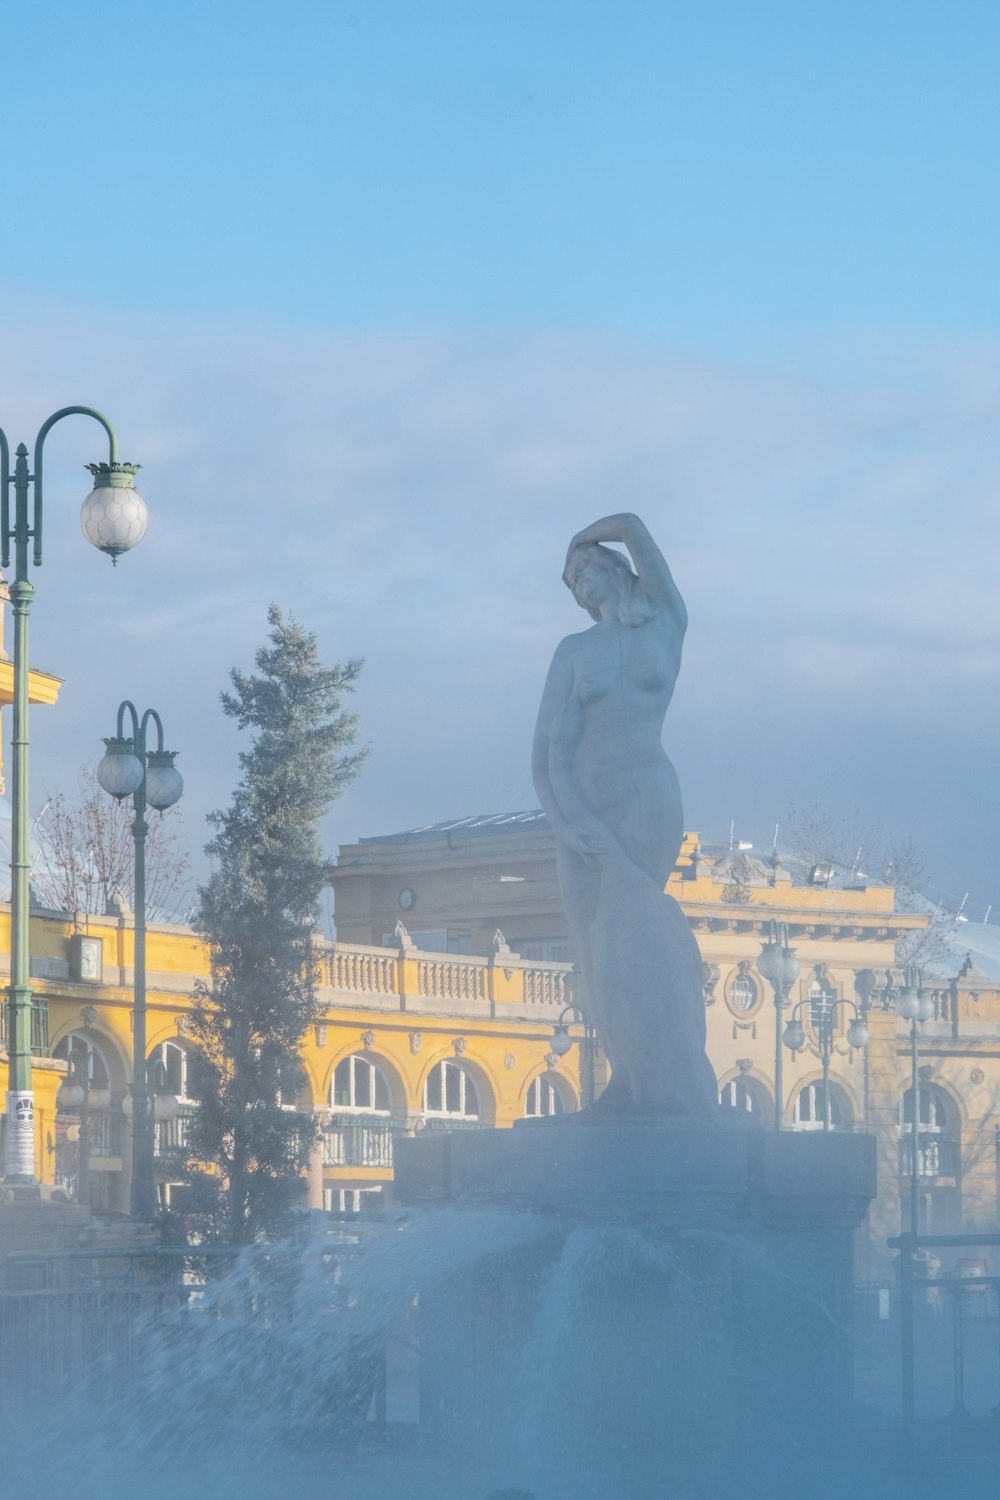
top-left (550, 1024), bottom-right (574, 1057)
top-left (97, 737), bottom-right (145, 800)
top-left (81, 462), bottom-right (148, 564)
top-left (783, 1020), bottom-right (806, 1052)
top-left (145, 750), bottom-right (183, 811)
top-left (897, 987), bottom-right (920, 1023)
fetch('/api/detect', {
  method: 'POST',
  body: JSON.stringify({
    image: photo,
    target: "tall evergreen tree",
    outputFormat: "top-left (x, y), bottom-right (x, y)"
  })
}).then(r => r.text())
top-left (187, 606), bottom-right (367, 1243)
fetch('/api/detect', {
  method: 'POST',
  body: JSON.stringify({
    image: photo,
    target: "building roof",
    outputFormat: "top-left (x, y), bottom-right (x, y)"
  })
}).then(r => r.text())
top-left (359, 811), bottom-right (549, 845)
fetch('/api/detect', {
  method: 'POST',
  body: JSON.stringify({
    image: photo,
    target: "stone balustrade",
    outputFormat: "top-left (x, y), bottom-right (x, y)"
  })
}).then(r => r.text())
top-left (316, 940), bottom-right (576, 1019)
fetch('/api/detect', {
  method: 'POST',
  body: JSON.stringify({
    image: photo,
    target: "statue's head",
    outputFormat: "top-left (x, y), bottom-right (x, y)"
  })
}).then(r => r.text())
top-left (563, 542), bottom-right (653, 625)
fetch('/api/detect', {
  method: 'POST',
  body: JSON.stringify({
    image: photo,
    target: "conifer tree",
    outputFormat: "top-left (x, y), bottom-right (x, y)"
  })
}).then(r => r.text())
top-left (187, 606), bottom-right (367, 1243)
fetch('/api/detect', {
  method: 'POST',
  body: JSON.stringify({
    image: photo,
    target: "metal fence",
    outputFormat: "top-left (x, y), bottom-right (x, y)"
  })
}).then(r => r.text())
top-left (887, 1230), bottom-right (1000, 1429)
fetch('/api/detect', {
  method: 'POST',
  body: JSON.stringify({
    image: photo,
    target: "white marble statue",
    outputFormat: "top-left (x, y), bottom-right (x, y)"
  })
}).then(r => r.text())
top-left (532, 513), bottom-right (718, 1116)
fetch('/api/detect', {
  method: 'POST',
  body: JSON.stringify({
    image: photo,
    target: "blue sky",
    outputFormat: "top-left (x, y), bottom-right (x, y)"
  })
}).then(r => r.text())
top-left (6, 1), bottom-right (1000, 342)
top-left (1, 1), bottom-right (998, 932)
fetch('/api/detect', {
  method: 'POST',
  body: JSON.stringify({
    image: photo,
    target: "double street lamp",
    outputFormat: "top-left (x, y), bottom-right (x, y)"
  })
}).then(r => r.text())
top-left (782, 996), bottom-right (868, 1132)
top-left (0, 408), bottom-right (146, 1183)
top-left (757, 920), bottom-right (801, 1131)
top-left (896, 964), bottom-right (933, 1240)
top-left (97, 703), bottom-right (183, 1220)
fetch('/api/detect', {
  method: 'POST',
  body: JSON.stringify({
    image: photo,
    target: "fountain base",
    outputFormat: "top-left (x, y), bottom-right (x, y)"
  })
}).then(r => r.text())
top-left (395, 1123), bottom-right (876, 1495)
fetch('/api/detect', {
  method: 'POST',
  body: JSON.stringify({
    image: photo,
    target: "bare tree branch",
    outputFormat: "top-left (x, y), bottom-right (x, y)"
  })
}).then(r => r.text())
top-left (34, 767), bottom-right (192, 923)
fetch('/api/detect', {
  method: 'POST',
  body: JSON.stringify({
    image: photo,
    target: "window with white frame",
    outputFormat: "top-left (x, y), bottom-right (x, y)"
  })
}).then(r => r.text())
top-left (793, 1081), bottom-right (844, 1131)
top-left (807, 978), bottom-right (837, 1035)
top-left (524, 1076), bottom-right (564, 1117)
top-left (53, 1034), bottom-right (111, 1093)
top-left (729, 973), bottom-right (758, 1013)
top-left (899, 1086), bottom-right (945, 1132)
top-left (331, 1054), bottom-right (391, 1113)
top-left (720, 1078), bottom-right (764, 1115)
top-left (423, 1059), bottom-right (479, 1119)
top-left (514, 938), bottom-right (571, 963)
top-left (149, 1040), bottom-right (201, 1101)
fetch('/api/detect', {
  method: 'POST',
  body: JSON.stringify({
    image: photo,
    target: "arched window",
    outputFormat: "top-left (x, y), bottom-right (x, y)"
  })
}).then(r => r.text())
top-left (524, 1076), bottom-right (564, 1117)
top-left (53, 1034), bottom-right (111, 1095)
top-left (898, 1084), bottom-right (958, 1178)
top-left (720, 1077), bottom-right (768, 1120)
top-left (423, 1060), bottom-right (479, 1120)
top-left (793, 1080), bottom-right (848, 1131)
top-left (729, 973), bottom-right (758, 1013)
top-left (149, 1040), bottom-right (203, 1102)
top-left (331, 1054), bottom-right (391, 1114)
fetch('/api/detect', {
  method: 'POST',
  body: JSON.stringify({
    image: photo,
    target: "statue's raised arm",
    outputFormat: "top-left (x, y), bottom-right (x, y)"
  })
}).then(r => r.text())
top-left (564, 512), bottom-right (687, 633)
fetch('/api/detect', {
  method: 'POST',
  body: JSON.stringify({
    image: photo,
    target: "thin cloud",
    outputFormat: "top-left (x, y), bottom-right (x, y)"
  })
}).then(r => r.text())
top-left (0, 302), bottom-right (996, 915)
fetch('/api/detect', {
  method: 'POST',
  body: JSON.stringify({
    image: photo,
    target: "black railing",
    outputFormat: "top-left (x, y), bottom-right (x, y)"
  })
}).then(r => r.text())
top-left (87, 1110), bottom-right (121, 1157)
top-left (0, 999), bottom-right (49, 1055)
top-left (324, 1115), bottom-right (407, 1168)
top-left (897, 1131), bottom-right (959, 1179)
top-left (154, 1104), bottom-right (196, 1160)
top-left (888, 1230), bottom-right (1000, 1428)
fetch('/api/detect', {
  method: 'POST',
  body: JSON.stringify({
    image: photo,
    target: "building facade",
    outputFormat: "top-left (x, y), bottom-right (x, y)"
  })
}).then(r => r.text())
top-left (0, 807), bottom-right (994, 1272)
top-left (330, 813), bottom-right (1000, 1270)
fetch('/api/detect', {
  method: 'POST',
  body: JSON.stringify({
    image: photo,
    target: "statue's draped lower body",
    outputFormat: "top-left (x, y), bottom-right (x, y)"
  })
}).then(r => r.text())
top-left (558, 840), bottom-right (718, 1115)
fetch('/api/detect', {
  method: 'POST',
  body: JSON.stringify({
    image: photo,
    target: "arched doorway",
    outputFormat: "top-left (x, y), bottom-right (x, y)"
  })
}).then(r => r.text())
top-left (719, 1075), bottom-right (770, 1126)
top-left (898, 1083), bottom-right (961, 1234)
top-left (326, 1053), bottom-right (399, 1172)
top-left (52, 1033), bottom-right (118, 1208)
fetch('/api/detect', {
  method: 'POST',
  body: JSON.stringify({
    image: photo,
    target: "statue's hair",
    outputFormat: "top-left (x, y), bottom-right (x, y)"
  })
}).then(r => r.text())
top-left (563, 542), bottom-right (655, 626)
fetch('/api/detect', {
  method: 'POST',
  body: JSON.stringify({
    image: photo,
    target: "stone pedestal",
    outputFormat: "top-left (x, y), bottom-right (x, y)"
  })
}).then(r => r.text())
top-left (394, 1123), bottom-right (876, 1497)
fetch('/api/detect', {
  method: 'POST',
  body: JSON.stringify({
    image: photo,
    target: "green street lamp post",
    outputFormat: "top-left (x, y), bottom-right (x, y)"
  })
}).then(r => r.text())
top-left (550, 1003), bottom-right (597, 1108)
top-left (757, 919), bottom-right (801, 1130)
top-left (896, 964), bottom-right (933, 1241)
top-left (97, 703), bottom-right (182, 1220)
top-left (782, 995), bottom-right (868, 1132)
top-left (0, 408), bottom-right (146, 1183)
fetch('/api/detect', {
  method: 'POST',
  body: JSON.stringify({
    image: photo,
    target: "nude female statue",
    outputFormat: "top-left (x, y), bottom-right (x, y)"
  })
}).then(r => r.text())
top-left (532, 513), bottom-right (718, 1116)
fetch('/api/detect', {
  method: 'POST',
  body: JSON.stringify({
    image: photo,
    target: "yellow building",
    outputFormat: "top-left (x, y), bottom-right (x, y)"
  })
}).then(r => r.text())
top-left (330, 813), bottom-right (1000, 1269)
top-left (1, 570), bottom-right (997, 1276)
top-left (0, 804), bottom-right (994, 1274)
top-left (0, 899), bottom-right (582, 1215)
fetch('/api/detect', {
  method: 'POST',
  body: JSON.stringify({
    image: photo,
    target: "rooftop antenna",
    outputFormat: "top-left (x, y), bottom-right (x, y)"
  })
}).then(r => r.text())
top-left (956, 892), bottom-right (969, 919)
top-left (772, 823), bottom-right (779, 851)
top-left (984, 904), bottom-right (992, 925)
top-left (729, 819), bottom-right (735, 851)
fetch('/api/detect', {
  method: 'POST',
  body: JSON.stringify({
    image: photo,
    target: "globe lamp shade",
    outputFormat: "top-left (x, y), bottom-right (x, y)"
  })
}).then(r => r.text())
top-left (897, 987), bottom-right (920, 1022)
top-left (846, 1019), bottom-right (869, 1050)
top-left (780, 949), bottom-right (801, 987)
top-left (80, 462), bottom-right (148, 563)
top-left (757, 943), bottom-right (784, 985)
top-left (97, 737), bottom-right (144, 800)
top-left (783, 1020), bottom-right (806, 1052)
top-left (917, 992), bottom-right (935, 1024)
top-left (550, 1024), bottom-right (574, 1057)
top-left (145, 750), bottom-right (183, 811)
